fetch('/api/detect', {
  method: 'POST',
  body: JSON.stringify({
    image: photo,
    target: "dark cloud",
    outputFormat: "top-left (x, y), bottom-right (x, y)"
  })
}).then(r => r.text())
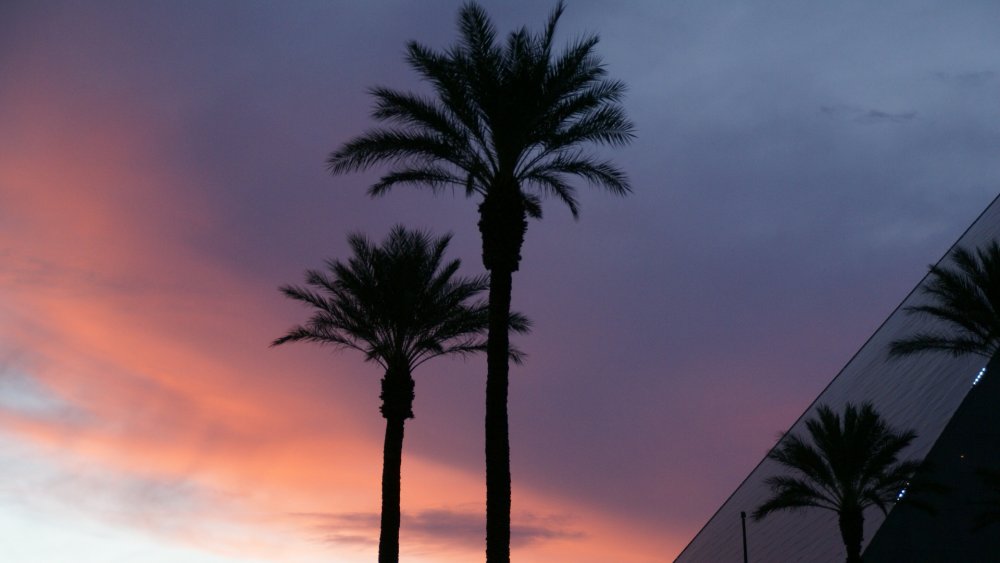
top-left (298, 507), bottom-right (583, 550)
top-left (932, 70), bottom-right (998, 87)
top-left (820, 104), bottom-right (918, 124)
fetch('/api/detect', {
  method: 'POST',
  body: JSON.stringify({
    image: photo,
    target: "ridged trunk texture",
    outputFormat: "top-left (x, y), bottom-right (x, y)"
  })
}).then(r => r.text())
top-left (478, 190), bottom-right (526, 563)
top-left (839, 509), bottom-right (864, 563)
top-left (379, 416), bottom-right (405, 563)
top-left (485, 267), bottom-right (513, 563)
top-left (378, 365), bottom-right (415, 563)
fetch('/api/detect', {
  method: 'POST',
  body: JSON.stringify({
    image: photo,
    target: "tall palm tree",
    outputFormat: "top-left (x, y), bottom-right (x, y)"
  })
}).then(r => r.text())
top-left (889, 240), bottom-right (1000, 365)
top-left (327, 4), bottom-right (633, 559)
top-left (753, 402), bottom-right (922, 563)
top-left (273, 226), bottom-right (527, 563)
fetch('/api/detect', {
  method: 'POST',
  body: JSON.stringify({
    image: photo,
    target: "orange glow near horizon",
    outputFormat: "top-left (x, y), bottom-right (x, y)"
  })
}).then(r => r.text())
top-left (0, 7), bottom-right (696, 563)
top-left (0, 78), bottom-right (685, 561)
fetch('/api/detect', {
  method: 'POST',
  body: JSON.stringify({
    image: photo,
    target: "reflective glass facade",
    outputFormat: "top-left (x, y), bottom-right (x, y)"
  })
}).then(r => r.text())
top-left (675, 196), bottom-right (1000, 562)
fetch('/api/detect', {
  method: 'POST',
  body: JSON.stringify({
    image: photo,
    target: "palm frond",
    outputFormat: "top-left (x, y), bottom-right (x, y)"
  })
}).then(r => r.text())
top-left (520, 169), bottom-right (579, 217)
top-left (370, 166), bottom-right (465, 196)
top-left (521, 153), bottom-right (630, 199)
top-left (328, 130), bottom-right (462, 174)
top-left (891, 240), bottom-right (1000, 360)
top-left (753, 475), bottom-right (839, 520)
top-left (889, 333), bottom-right (991, 358)
top-left (545, 103), bottom-right (635, 150)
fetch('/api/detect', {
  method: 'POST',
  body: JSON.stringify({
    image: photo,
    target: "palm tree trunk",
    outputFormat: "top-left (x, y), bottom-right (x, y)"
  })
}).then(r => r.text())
top-left (378, 366), bottom-right (414, 563)
top-left (839, 509), bottom-right (864, 563)
top-left (379, 416), bottom-right (405, 563)
top-left (485, 266), bottom-right (513, 563)
top-left (478, 189), bottom-right (526, 563)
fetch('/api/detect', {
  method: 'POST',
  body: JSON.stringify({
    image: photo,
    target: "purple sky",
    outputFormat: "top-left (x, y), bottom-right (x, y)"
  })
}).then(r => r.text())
top-left (2, 1), bottom-right (999, 560)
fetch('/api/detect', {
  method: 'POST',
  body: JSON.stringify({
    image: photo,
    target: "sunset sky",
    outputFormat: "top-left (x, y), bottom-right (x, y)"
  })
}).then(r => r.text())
top-left (2, 1), bottom-right (999, 561)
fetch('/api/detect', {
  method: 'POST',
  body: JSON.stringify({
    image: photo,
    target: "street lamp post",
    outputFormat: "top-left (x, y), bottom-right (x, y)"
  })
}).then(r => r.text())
top-left (740, 511), bottom-right (748, 563)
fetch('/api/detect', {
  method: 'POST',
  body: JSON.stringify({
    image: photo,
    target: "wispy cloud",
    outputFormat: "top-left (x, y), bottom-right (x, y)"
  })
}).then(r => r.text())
top-left (0, 433), bottom-right (218, 537)
top-left (299, 506), bottom-right (584, 550)
top-left (0, 362), bottom-right (85, 423)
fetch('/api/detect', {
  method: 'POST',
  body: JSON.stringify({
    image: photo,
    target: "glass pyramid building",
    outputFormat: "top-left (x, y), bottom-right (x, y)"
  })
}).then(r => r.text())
top-left (675, 195), bottom-right (1000, 562)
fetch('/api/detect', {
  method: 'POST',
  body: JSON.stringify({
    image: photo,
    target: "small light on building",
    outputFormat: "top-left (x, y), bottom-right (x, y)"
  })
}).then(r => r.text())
top-left (973, 366), bottom-right (987, 387)
top-left (896, 486), bottom-right (908, 501)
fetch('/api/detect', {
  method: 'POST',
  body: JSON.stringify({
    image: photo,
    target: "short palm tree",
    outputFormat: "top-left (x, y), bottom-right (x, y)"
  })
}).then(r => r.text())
top-left (889, 240), bottom-right (1000, 364)
top-left (327, 4), bottom-right (633, 560)
top-left (753, 402), bottom-right (922, 563)
top-left (273, 226), bottom-right (527, 563)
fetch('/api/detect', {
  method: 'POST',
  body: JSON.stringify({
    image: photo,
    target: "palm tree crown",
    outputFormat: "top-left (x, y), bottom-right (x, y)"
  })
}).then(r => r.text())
top-left (890, 240), bottom-right (1000, 360)
top-left (754, 402), bottom-right (922, 563)
top-left (328, 0), bottom-right (634, 268)
top-left (275, 225), bottom-right (502, 383)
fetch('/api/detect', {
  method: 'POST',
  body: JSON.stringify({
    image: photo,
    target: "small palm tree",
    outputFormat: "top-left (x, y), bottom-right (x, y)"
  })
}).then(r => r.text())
top-left (327, 4), bottom-right (633, 559)
top-left (889, 240), bottom-right (1000, 364)
top-left (753, 402), bottom-right (922, 563)
top-left (273, 226), bottom-right (527, 563)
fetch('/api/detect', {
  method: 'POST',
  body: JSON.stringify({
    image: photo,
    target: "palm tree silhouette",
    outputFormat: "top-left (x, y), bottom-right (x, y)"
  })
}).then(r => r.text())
top-left (273, 226), bottom-right (528, 563)
top-left (326, 3), bottom-right (633, 560)
top-left (890, 240), bottom-right (1000, 364)
top-left (753, 403), bottom-right (922, 563)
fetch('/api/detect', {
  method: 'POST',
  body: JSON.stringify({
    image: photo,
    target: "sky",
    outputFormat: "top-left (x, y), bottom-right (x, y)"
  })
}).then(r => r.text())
top-left (1, 1), bottom-right (999, 561)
